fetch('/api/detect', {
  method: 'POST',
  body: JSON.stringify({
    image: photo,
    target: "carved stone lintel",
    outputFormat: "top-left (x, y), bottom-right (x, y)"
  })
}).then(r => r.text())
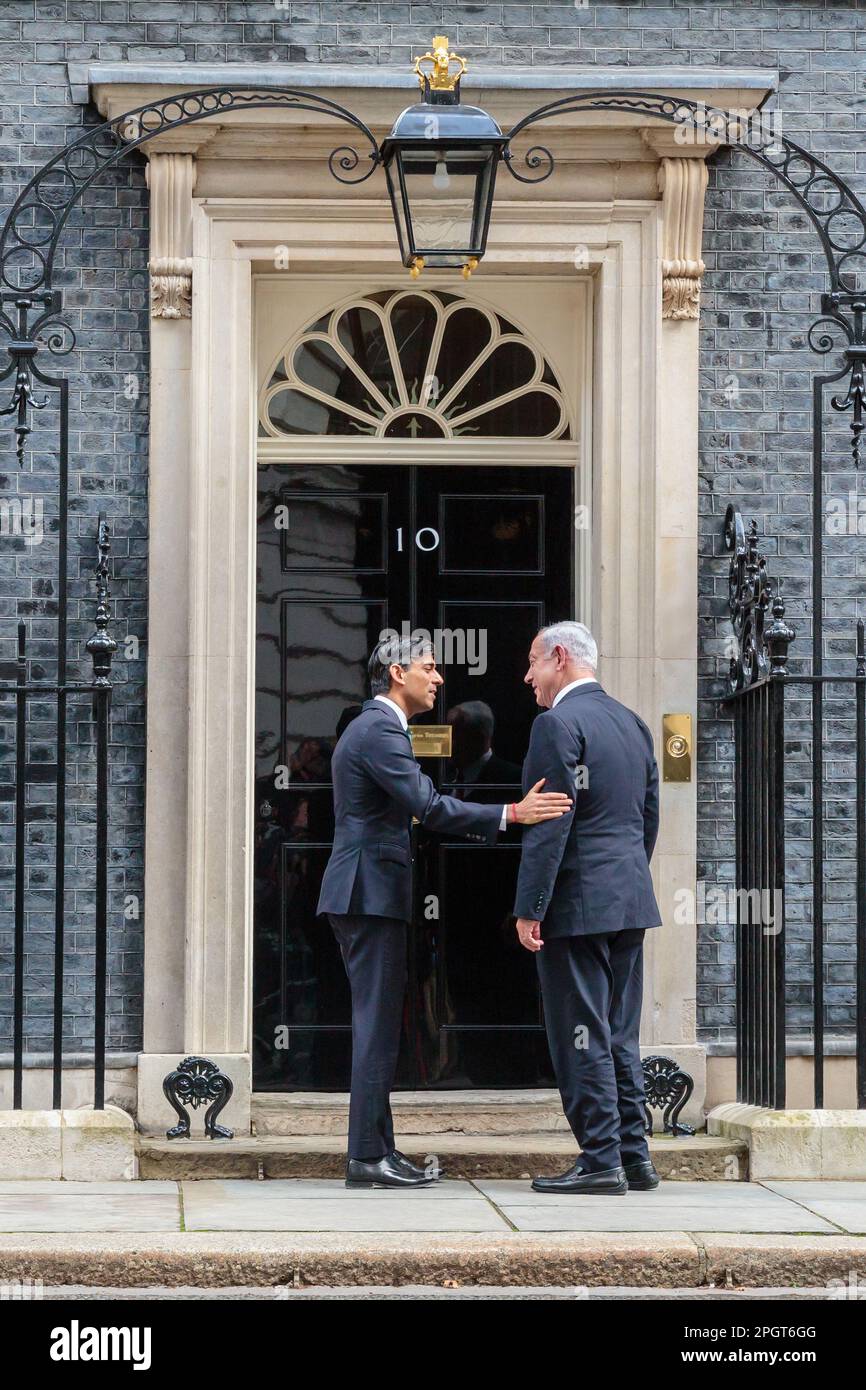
top-left (146, 153), bottom-right (196, 320)
top-left (658, 157), bottom-right (709, 321)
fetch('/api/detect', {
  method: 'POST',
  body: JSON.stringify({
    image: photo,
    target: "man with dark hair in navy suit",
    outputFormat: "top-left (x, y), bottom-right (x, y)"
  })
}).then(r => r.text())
top-left (514, 621), bottom-right (662, 1196)
top-left (317, 634), bottom-right (572, 1190)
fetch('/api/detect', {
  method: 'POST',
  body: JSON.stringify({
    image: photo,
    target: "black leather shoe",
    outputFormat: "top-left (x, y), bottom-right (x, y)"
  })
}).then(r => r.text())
top-left (531, 1161), bottom-right (628, 1195)
top-left (345, 1154), bottom-right (437, 1189)
top-left (391, 1150), bottom-right (443, 1181)
top-left (623, 1159), bottom-right (661, 1191)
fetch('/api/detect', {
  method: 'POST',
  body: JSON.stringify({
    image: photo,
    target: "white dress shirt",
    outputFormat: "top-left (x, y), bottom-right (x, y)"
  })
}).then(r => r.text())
top-left (374, 694), bottom-right (509, 830)
top-left (373, 693), bottom-right (409, 729)
top-left (552, 676), bottom-right (598, 707)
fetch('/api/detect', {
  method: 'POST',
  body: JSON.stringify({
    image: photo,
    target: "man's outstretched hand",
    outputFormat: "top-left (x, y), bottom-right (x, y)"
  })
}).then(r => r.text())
top-left (516, 918), bottom-right (543, 952)
top-left (514, 777), bottom-right (573, 825)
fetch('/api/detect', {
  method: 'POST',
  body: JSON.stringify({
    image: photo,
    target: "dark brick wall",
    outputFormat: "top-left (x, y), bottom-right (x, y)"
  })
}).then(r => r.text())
top-left (0, 1), bottom-right (862, 1053)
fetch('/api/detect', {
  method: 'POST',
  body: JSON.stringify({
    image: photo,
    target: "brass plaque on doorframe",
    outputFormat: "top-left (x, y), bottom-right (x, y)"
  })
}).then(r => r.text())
top-left (409, 725), bottom-right (452, 758)
top-left (663, 713), bottom-right (692, 782)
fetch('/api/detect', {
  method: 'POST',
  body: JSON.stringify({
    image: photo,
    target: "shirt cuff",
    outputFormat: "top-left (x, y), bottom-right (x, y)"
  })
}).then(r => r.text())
top-left (500, 805), bottom-right (509, 831)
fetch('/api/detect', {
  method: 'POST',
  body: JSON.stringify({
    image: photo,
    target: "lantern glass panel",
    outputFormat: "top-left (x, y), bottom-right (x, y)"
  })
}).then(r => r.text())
top-left (386, 161), bottom-right (411, 264)
top-left (399, 146), bottom-right (495, 266)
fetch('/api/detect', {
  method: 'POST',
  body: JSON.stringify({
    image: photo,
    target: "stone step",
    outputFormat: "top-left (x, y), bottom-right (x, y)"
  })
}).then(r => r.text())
top-left (138, 1132), bottom-right (747, 1182)
top-left (253, 1090), bottom-right (593, 1137)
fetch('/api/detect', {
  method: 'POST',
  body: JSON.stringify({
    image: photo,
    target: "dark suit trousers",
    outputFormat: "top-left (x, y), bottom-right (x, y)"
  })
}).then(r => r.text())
top-left (536, 927), bottom-right (650, 1172)
top-left (329, 912), bottom-right (407, 1161)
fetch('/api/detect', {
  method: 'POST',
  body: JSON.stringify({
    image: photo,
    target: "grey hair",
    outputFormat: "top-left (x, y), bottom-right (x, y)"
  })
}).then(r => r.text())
top-left (368, 634), bottom-right (434, 696)
top-left (537, 621), bottom-right (598, 672)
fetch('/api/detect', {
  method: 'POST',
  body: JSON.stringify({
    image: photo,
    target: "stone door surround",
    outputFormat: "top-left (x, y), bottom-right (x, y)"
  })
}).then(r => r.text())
top-left (74, 63), bottom-right (776, 1132)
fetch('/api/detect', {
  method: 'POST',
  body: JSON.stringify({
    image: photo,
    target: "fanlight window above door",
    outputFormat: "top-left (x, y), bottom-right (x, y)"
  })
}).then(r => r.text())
top-left (259, 289), bottom-right (572, 440)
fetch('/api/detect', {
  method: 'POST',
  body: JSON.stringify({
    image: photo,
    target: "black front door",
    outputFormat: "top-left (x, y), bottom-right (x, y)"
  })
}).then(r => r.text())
top-left (254, 462), bottom-right (574, 1090)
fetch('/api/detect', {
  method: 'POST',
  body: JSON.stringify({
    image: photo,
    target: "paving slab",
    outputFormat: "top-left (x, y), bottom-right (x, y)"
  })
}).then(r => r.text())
top-left (181, 1179), bottom-right (509, 1233)
top-left (0, 1182), bottom-right (180, 1234)
top-left (182, 1178), bottom-right (486, 1202)
top-left (0, 1182), bottom-right (176, 1197)
top-left (474, 1180), bottom-right (839, 1233)
top-left (0, 1178), bottom-right (861, 1241)
top-left (761, 1182), bottom-right (866, 1234)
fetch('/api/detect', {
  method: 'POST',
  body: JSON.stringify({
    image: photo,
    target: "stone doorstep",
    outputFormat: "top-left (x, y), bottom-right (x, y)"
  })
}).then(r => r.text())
top-left (138, 1132), bottom-right (747, 1181)
top-left (251, 1088), bottom-right (708, 1137)
top-left (251, 1089), bottom-right (574, 1137)
top-left (0, 1231), bottom-right (864, 1290)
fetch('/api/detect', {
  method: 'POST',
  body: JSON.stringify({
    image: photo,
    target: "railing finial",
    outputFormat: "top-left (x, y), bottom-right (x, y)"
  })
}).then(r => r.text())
top-left (724, 503), bottom-right (795, 692)
top-left (85, 512), bottom-right (118, 712)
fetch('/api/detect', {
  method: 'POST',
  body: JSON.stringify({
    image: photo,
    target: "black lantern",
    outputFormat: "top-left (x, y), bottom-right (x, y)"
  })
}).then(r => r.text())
top-left (380, 37), bottom-right (508, 279)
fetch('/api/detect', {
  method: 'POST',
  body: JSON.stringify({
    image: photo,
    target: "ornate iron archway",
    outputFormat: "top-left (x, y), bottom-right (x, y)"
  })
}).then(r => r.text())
top-left (2, 82), bottom-right (865, 1109)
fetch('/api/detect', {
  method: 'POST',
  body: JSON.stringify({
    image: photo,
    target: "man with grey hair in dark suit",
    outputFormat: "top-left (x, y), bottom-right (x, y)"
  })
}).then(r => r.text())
top-left (317, 633), bottom-right (573, 1189)
top-left (514, 620), bottom-right (662, 1196)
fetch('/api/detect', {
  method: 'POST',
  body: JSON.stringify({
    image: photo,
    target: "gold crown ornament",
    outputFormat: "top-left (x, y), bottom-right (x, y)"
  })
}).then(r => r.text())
top-left (413, 35), bottom-right (467, 94)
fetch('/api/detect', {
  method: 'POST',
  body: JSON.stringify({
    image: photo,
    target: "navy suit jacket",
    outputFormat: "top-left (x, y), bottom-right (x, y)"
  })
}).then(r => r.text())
top-left (317, 699), bottom-right (503, 922)
top-left (513, 682), bottom-right (661, 937)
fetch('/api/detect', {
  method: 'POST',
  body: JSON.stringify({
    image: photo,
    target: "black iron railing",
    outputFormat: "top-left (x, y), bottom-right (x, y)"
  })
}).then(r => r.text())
top-left (723, 505), bottom-right (866, 1109)
top-left (728, 676), bottom-right (787, 1108)
top-left (0, 515), bottom-right (115, 1109)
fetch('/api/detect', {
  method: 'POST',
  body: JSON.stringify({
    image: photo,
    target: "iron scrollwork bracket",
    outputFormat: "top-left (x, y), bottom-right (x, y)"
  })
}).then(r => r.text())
top-left (500, 92), bottom-right (866, 281)
top-left (641, 1054), bottom-right (695, 1137)
top-left (0, 289), bottom-right (75, 465)
top-left (0, 86), bottom-right (382, 300)
top-left (162, 1055), bottom-right (235, 1140)
top-left (819, 290), bottom-right (866, 467)
top-left (724, 504), bottom-right (795, 696)
top-left (2, 86), bottom-right (866, 470)
top-left (499, 93), bottom-right (866, 469)
top-left (0, 86), bottom-right (381, 463)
